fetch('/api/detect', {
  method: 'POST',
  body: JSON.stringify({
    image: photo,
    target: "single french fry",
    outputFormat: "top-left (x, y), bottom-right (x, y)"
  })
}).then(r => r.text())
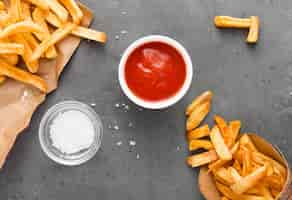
top-left (270, 188), bottom-right (281, 198)
top-left (0, 54), bottom-right (19, 65)
top-left (259, 185), bottom-right (273, 200)
top-left (0, 1), bottom-right (5, 10)
top-left (239, 134), bottom-right (258, 152)
top-left (71, 26), bottom-right (107, 43)
top-left (46, 0), bottom-right (68, 22)
top-left (0, 43), bottom-right (24, 55)
top-left (263, 175), bottom-right (284, 191)
top-left (25, 0), bottom-right (49, 10)
top-left (45, 10), bottom-right (63, 27)
top-left (9, 0), bottom-right (22, 22)
top-left (0, 75), bottom-right (6, 84)
top-left (213, 167), bottom-right (234, 185)
top-left (187, 124), bottom-right (210, 140)
top-left (221, 197), bottom-right (229, 200)
top-left (0, 59), bottom-right (47, 92)
top-left (186, 90), bottom-right (213, 115)
top-left (214, 115), bottom-right (228, 132)
top-left (231, 165), bottom-right (267, 194)
top-left (215, 181), bottom-right (241, 200)
top-left (187, 150), bottom-right (218, 168)
top-left (247, 16), bottom-right (259, 44)
top-left (20, 2), bottom-right (31, 21)
top-left (0, 11), bottom-right (11, 27)
top-left (242, 147), bottom-right (252, 176)
top-left (214, 16), bottom-right (251, 29)
top-left (32, 8), bottom-right (57, 58)
top-left (30, 23), bottom-right (75, 62)
top-left (189, 139), bottom-right (213, 151)
top-left (22, 33), bottom-right (39, 50)
top-left (59, 0), bottom-right (83, 24)
top-left (0, 21), bottom-right (43, 39)
top-left (229, 120), bottom-right (241, 145)
top-left (186, 101), bottom-right (210, 131)
top-left (11, 34), bottom-right (39, 73)
top-left (228, 167), bottom-right (242, 182)
top-left (208, 142), bottom-right (239, 172)
top-left (210, 126), bottom-right (232, 161)
top-left (233, 159), bottom-right (242, 176)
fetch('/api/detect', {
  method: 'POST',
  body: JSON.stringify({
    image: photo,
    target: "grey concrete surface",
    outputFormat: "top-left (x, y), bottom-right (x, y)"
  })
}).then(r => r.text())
top-left (1, 0), bottom-right (292, 199)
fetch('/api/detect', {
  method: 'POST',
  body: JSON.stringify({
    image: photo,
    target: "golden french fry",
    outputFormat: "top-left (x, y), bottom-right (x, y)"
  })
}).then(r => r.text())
top-left (247, 16), bottom-right (259, 44)
top-left (9, 0), bottom-right (22, 22)
top-left (0, 11), bottom-right (11, 27)
top-left (215, 181), bottom-right (241, 200)
top-left (72, 26), bottom-right (107, 43)
top-left (45, 10), bottom-right (63, 27)
top-left (270, 188), bottom-right (281, 198)
top-left (0, 1), bottom-right (5, 10)
top-left (189, 139), bottom-right (213, 151)
top-left (20, 2), bottom-right (31, 21)
top-left (239, 134), bottom-right (258, 152)
top-left (25, 0), bottom-right (49, 10)
top-left (11, 34), bottom-right (39, 73)
top-left (30, 23), bottom-right (75, 62)
top-left (214, 16), bottom-right (251, 29)
top-left (32, 8), bottom-right (57, 58)
top-left (46, 0), bottom-right (68, 22)
top-left (228, 167), bottom-right (242, 183)
top-left (0, 59), bottom-right (47, 92)
top-left (0, 54), bottom-right (19, 65)
top-left (0, 43), bottom-right (24, 55)
top-left (186, 101), bottom-right (210, 131)
top-left (186, 90), bottom-right (213, 116)
top-left (59, 0), bottom-right (83, 24)
top-left (210, 126), bottom-right (232, 161)
top-left (221, 197), bottom-right (229, 200)
top-left (242, 147), bottom-right (252, 176)
top-left (233, 159), bottom-right (241, 174)
top-left (0, 20), bottom-right (43, 39)
top-left (187, 150), bottom-right (218, 168)
top-left (229, 120), bottom-right (241, 145)
top-left (187, 124), bottom-right (210, 141)
top-left (213, 167), bottom-right (234, 185)
top-left (208, 142), bottom-right (239, 172)
top-left (231, 165), bottom-right (267, 194)
top-left (0, 75), bottom-right (6, 84)
top-left (259, 185), bottom-right (273, 200)
top-left (214, 115), bottom-right (234, 146)
top-left (22, 33), bottom-right (38, 50)
top-left (214, 115), bottom-right (227, 132)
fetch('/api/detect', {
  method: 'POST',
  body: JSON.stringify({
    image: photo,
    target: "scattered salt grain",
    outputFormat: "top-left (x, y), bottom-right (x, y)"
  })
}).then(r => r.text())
top-left (116, 141), bottom-right (123, 146)
top-left (124, 105), bottom-right (130, 110)
top-left (121, 11), bottom-right (127, 15)
top-left (129, 140), bottom-right (136, 146)
top-left (113, 125), bottom-right (119, 130)
top-left (115, 35), bottom-right (120, 40)
top-left (128, 122), bottom-right (133, 127)
top-left (90, 103), bottom-right (96, 107)
top-left (115, 103), bottom-right (120, 108)
top-left (49, 110), bottom-right (95, 154)
top-left (136, 153), bottom-right (140, 159)
top-left (120, 30), bottom-right (128, 34)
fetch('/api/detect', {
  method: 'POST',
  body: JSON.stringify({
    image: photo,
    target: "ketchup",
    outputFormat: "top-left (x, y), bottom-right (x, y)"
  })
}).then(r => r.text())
top-left (125, 42), bottom-right (186, 101)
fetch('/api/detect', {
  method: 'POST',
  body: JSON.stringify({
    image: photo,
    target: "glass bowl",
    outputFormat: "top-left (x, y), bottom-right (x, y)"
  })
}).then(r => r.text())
top-left (39, 100), bottom-right (103, 166)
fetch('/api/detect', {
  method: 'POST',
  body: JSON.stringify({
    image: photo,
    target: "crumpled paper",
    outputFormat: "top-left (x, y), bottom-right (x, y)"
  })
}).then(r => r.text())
top-left (0, 3), bottom-right (93, 169)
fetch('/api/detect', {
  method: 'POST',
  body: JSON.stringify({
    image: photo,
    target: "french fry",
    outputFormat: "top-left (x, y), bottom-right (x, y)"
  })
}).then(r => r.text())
top-left (233, 159), bottom-right (242, 175)
top-left (20, 2), bottom-right (31, 20)
top-left (228, 120), bottom-right (241, 145)
top-left (0, 59), bottom-right (47, 92)
top-left (215, 181), bottom-right (242, 200)
top-left (46, 0), bottom-right (68, 22)
top-left (0, 43), bottom-right (24, 55)
top-left (213, 167), bottom-right (234, 185)
top-left (186, 90), bottom-right (213, 115)
top-left (231, 165), bottom-right (267, 194)
top-left (9, 0), bottom-right (22, 22)
top-left (30, 22), bottom-right (75, 62)
top-left (239, 134), bottom-right (258, 152)
top-left (189, 139), bottom-right (213, 151)
top-left (45, 10), bottom-right (63, 27)
top-left (228, 167), bottom-right (242, 182)
top-left (242, 147), bottom-right (252, 176)
top-left (187, 124), bottom-right (210, 141)
top-left (0, 75), bottom-right (6, 84)
top-left (247, 16), bottom-right (260, 44)
top-left (25, 0), bottom-right (49, 10)
top-left (259, 185), bottom-right (273, 200)
top-left (71, 26), bottom-right (107, 43)
top-left (59, 0), bottom-right (83, 24)
top-left (186, 101), bottom-right (210, 131)
top-left (208, 142), bottom-right (239, 172)
top-left (214, 16), bottom-right (251, 29)
top-left (221, 197), bottom-right (229, 200)
top-left (0, 11), bottom-right (11, 27)
top-left (11, 34), bottom-right (39, 73)
top-left (32, 7), bottom-right (57, 58)
top-left (0, 1), bottom-right (5, 10)
top-left (0, 54), bottom-right (19, 65)
top-left (187, 150), bottom-right (218, 168)
top-left (263, 175), bottom-right (284, 191)
top-left (0, 20), bottom-right (43, 39)
top-left (22, 33), bottom-right (38, 50)
top-left (210, 126), bottom-right (232, 161)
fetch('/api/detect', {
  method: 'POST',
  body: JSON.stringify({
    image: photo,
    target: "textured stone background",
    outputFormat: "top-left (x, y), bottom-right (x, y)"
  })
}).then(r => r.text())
top-left (1, 0), bottom-right (291, 199)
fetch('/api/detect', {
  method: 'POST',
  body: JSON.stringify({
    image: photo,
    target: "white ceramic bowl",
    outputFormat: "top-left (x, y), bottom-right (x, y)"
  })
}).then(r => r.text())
top-left (119, 35), bottom-right (193, 109)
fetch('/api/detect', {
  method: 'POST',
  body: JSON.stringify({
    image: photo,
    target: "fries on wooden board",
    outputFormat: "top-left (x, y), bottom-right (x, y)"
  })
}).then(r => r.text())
top-left (0, 0), bottom-right (107, 92)
top-left (185, 90), bottom-right (287, 200)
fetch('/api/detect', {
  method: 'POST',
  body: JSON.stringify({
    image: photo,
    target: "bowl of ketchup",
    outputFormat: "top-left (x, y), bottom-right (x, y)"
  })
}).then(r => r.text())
top-left (119, 35), bottom-right (193, 109)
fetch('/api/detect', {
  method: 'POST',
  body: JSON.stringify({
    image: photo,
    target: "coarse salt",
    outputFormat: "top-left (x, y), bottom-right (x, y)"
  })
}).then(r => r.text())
top-left (49, 110), bottom-right (95, 154)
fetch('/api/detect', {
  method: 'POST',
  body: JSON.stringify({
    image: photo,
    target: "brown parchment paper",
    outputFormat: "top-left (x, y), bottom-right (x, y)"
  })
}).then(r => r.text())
top-left (0, 3), bottom-right (93, 169)
top-left (198, 134), bottom-right (292, 200)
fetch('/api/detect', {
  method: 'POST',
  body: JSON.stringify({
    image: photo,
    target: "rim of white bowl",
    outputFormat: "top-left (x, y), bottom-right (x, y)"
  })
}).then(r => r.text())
top-left (118, 35), bottom-right (193, 109)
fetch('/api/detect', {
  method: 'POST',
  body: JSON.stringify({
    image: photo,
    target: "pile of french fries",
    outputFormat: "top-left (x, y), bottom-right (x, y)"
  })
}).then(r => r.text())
top-left (0, 0), bottom-right (106, 92)
top-left (185, 91), bottom-right (287, 200)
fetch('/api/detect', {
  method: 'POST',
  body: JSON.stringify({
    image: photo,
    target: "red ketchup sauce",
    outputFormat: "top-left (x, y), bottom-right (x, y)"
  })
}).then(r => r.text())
top-left (125, 42), bottom-right (186, 101)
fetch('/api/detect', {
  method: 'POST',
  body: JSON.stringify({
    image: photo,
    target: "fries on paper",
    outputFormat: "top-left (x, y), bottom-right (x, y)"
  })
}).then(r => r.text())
top-left (0, 0), bottom-right (107, 91)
